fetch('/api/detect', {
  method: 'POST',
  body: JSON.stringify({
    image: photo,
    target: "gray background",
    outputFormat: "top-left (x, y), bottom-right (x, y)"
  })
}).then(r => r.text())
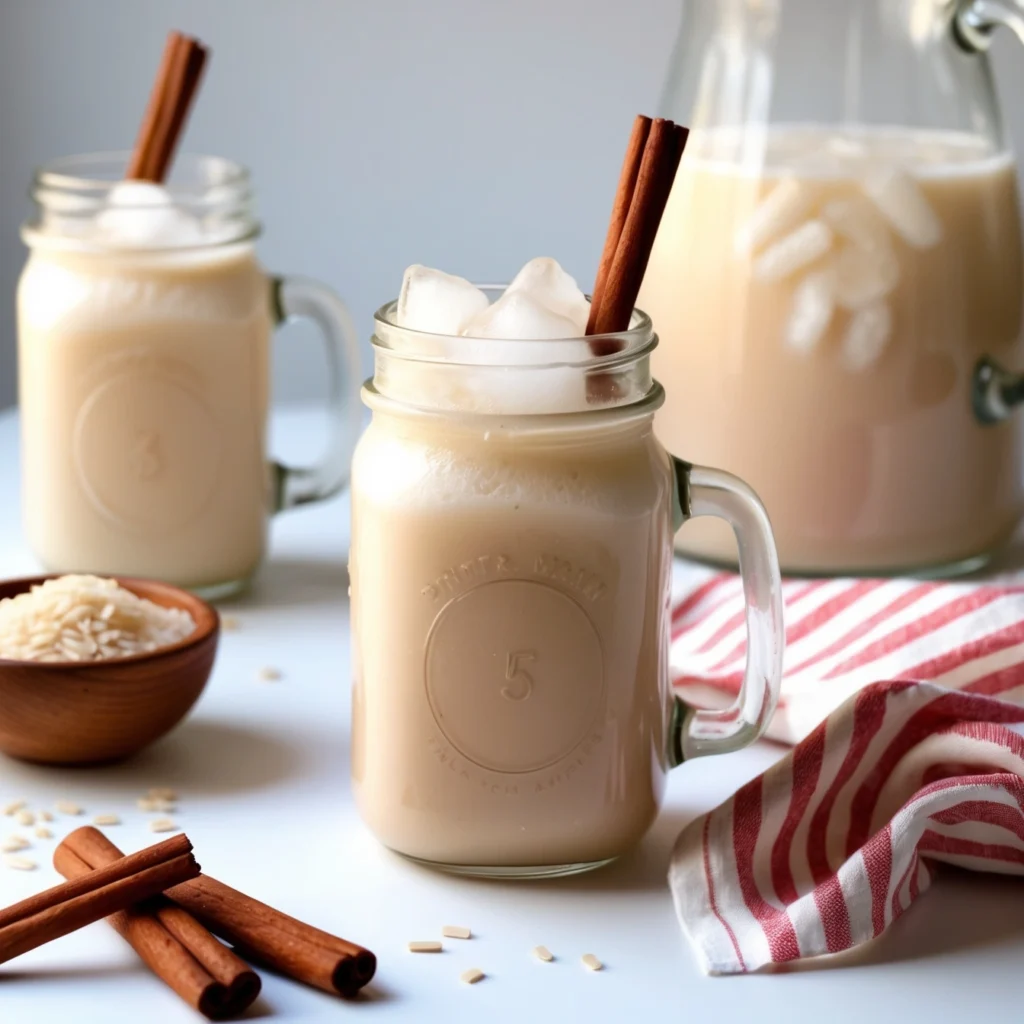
top-left (1, 0), bottom-right (1024, 410)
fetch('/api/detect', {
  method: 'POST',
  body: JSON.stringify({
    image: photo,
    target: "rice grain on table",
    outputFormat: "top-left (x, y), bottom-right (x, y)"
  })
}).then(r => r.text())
top-left (0, 575), bottom-right (194, 662)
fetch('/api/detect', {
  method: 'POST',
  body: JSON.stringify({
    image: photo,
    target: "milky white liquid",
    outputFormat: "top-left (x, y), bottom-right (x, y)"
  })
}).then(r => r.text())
top-left (17, 240), bottom-right (272, 589)
top-left (640, 127), bottom-right (1024, 573)
top-left (350, 408), bottom-right (675, 869)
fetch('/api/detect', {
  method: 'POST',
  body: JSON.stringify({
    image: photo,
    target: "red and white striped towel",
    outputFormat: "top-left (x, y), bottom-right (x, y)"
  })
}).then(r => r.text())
top-left (669, 681), bottom-right (1024, 973)
top-left (671, 571), bottom-right (1024, 745)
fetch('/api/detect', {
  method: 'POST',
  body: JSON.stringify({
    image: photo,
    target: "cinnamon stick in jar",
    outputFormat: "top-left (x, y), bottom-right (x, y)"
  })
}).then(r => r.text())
top-left (126, 30), bottom-right (209, 182)
top-left (54, 830), bottom-right (260, 1021)
top-left (0, 833), bottom-right (199, 966)
top-left (586, 114), bottom-right (652, 341)
top-left (588, 117), bottom-right (688, 338)
top-left (584, 114), bottom-right (688, 403)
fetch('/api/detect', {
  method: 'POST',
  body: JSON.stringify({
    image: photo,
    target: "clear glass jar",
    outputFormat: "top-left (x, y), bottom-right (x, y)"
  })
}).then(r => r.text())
top-left (18, 153), bottom-right (362, 597)
top-left (349, 293), bottom-right (785, 877)
top-left (640, 0), bottom-right (1024, 575)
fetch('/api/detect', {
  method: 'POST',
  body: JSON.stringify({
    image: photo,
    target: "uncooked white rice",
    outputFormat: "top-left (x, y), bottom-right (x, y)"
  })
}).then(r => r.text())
top-left (0, 575), bottom-right (195, 662)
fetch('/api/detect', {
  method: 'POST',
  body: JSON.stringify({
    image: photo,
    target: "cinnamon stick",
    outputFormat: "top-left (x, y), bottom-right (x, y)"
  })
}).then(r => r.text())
top-left (0, 834), bottom-right (199, 966)
top-left (588, 117), bottom-right (688, 337)
top-left (586, 114), bottom-right (652, 339)
top-left (54, 830), bottom-right (261, 1021)
top-left (167, 875), bottom-right (377, 998)
top-left (126, 30), bottom-right (209, 182)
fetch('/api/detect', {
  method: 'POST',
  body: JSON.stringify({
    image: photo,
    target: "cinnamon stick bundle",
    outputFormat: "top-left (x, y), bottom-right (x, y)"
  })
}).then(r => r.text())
top-left (587, 114), bottom-right (689, 339)
top-left (54, 829), bottom-right (260, 1021)
top-left (0, 834), bottom-right (199, 966)
top-left (126, 30), bottom-right (209, 182)
top-left (56, 826), bottom-right (376, 1001)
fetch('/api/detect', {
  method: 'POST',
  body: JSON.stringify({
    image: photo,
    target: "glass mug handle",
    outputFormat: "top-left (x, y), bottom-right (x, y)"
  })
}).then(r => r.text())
top-left (268, 275), bottom-right (363, 512)
top-left (668, 458), bottom-right (785, 763)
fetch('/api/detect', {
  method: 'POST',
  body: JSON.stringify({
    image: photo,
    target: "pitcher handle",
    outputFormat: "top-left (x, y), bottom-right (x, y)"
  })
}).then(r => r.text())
top-left (668, 458), bottom-right (784, 763)
top-left (269, 275), bottom-right (363, 511)
top-left (954, 0), bottom-right (1024, 51)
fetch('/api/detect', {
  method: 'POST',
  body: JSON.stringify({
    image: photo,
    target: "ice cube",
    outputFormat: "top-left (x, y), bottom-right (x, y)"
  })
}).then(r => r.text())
top-left (752, 220), bottom-right (834, 283)
top-left (821, 195), bottom-right (892, 254)
top-left (826, 136), bottom-right (868, 161)
top-left (840, 300), bottom-right (892, 372)
top-left (861, 166), bottom-right (942, 249)
top-left (94, 181), bottom-right (204, 248)
top-left (735, 177), bottom-right (815, 256)
top-left (396, 265), bottom-right (490, 335)
top-left (505, 257), bottom-right (590, 333)
top-left (462, 289), bottom-right (580, 340)
top-left (785, 266), bottom-right (837, 354)
top-left (833, 243), bottom-right (901, 310)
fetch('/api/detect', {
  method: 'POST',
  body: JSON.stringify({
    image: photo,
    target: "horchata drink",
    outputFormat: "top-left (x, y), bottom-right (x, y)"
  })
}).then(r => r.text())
top-left (349, 256), bottom-right (784, 877)
top-left (16, 34), bottom-right (360, 596)
top-left (640, 126), bottom-right (1024, 574)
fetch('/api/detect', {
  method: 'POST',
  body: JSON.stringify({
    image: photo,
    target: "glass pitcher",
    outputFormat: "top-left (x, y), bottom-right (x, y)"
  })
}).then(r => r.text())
top-left (640, 0), bottom-right (1024, 576)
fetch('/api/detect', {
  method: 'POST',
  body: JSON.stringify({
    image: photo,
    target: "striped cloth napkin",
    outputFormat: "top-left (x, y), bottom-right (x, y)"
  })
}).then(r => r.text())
top-left (668, 570), bottom-right (1024, 973)
top-left (671, 570), bottom-right (1024, 744)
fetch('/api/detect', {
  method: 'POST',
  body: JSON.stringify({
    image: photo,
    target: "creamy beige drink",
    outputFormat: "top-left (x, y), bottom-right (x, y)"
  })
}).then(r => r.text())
top-left (640, 127), bottom-right (1024, 573)
top-left (18, 154), bottom-right (361, 594)
top-left (350, 262), bottom-right (784, 874)
top-left (18, 238), bottom-right (271, 590)
top-left (351, 412), bottom-right (674, 868)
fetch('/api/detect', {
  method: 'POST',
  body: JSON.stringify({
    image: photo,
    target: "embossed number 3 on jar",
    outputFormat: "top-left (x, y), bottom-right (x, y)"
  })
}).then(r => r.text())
top-left (349, 287), bottom-right (785, 878)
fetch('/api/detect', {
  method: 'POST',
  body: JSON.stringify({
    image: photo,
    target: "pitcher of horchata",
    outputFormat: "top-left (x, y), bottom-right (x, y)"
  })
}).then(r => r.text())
top-left (641, 0), bottom-right (1024, 577)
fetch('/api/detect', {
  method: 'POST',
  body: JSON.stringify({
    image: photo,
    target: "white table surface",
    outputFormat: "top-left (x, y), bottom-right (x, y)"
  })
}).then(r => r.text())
top-left (0, 405), bottom-right (1022, 1023)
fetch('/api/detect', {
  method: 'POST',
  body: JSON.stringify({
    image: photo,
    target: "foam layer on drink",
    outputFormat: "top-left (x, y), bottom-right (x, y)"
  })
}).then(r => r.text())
top-left (354, 426), bottom-right (650, 510)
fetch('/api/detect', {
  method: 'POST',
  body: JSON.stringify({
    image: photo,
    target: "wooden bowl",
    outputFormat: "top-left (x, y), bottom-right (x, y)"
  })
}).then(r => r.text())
top-left (0, 576), bottom-right (219, 766)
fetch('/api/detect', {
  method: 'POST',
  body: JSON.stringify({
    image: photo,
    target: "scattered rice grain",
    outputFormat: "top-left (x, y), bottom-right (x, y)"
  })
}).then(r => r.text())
top-left (15, 810), bottom-right (35, 826)
top-left (443, 925), bottom-right (471, 940)
top-left (221, 616), bottom-right (241, 632)
top-left (581, 953), bottom-right (603, 972)
top-left (149, 818), bottom-right (179, 833)
top-left (460, 968), bottom-right (485, 985)
top-left (2, 800), bottom-right (25, 816)
top-left (34, 826), bottom-right (52, 839)
top-left (93, 814), bottom-right (120, 826)
top-left (38, 810), bottom-right (53, 823)
top-left (3, 854), bottom-right (36, 871)
top-left (257, 666), bottom-right (282, 682)
top-left (2, 836), bottom-right (29, 853)
top-left (408, 941), bottom-right (442, 953)
top-left (0, 575), bottom-right (195, 662)
top-left (147, 788), bottom-right (178, 802)
top-left (532, 946), bottom-right (554, 962)
top-left (56, 801), bottom-right (83, 815)
top-left (137, 797), bottom-right (175, 813)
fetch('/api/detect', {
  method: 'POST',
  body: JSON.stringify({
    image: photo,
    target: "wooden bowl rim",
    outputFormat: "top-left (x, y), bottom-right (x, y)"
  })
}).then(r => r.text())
top-left (0, 574), bottom-right (219, 671)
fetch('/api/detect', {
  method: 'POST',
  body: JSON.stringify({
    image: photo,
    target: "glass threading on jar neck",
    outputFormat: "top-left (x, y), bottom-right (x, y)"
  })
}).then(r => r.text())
top-left (368, 289), bottom-right (661, 427)
top-left (23, 151), bottom-right (260, 253)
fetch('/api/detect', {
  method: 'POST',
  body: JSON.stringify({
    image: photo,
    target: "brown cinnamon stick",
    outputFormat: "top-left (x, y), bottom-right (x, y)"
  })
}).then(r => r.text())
top-left (55, 830), bottom-right (260, 1021)
top-left (167, 874), bottom-right (377, 997)
top-left (586, 114), bottom-right (652, 339)
top-left (588, 117), bottom-right (688, 337)
top-left (57, 826), bottom-right (375, 999)
top-left (0, 834), bottom-right (199, 966)
top-left (126, 30), bottom-right (209, 182)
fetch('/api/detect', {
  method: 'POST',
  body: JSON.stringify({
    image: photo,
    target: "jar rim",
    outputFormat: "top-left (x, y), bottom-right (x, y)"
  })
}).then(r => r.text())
top-left (372, 287), bottom-right (655, 368)
top-left (31, 151), bottom-right (250, 197)
top-left (23, 151), bottom-right (259, 252)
